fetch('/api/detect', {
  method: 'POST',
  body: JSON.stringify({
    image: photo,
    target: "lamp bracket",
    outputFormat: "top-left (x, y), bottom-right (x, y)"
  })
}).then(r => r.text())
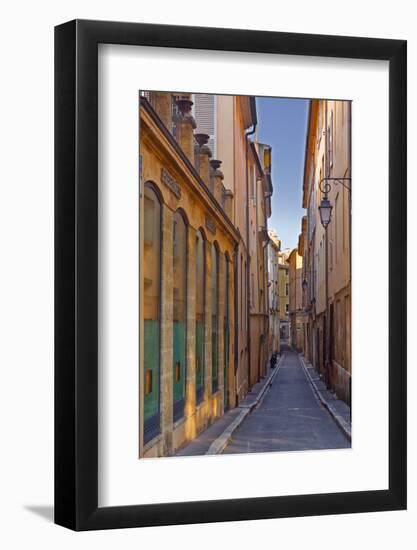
top-left (319, 177), bottom-right (352, 195)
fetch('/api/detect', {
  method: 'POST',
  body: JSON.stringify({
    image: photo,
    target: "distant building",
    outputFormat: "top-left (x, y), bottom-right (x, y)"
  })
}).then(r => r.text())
top-left (288, 248), bottom-right (304, 351)
top-left (278, 251), bottom-right (290, 344)
top-left (267, 230), bottom-right (281, 356)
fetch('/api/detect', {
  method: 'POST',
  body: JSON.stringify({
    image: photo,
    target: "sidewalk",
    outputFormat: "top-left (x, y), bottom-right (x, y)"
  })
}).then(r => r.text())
top-left (175, 358), bottom-right (282, 457)
top-left (298, 354), bottom-right (351, 441)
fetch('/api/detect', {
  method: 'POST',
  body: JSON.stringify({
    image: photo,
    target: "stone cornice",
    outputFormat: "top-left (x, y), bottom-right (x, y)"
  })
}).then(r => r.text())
top-left (140, 97), bottom-right (239, 244)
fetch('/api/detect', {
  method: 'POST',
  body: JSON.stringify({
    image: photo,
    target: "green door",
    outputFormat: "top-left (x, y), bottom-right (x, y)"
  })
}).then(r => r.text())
top-left (195, 321), bottom-right (204, 403)
top-left (173, 212), bottom-right (187, 422)
top-left (144, 320), bottom-right (160, 439)
top-left (173, 321), bottom-right (186, 421)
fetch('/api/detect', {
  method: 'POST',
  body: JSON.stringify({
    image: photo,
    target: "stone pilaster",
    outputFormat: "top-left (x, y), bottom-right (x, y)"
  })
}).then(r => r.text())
top-left (149, 91), bottom-right (173, 133)
top-left (194, 133), bottom-right (212, 188)
top-left (217, 252), bottom-right (225, 416)
top-left (227, 257), bottom-right (236, 409)
top-left (223, 190), bottom-right (234, 220)
top-left (204, 241), bottom-right (213, 408)
top-left (210, 159), bottom-right (224, 205)
top-left (185, 226), bottom-right (197, 437)
top-left (174, 95), bottom-right (197, 164)
top-left (228, 251), bottom-right (237, 409)
top-left (160, 204), bottom-right (174, 455)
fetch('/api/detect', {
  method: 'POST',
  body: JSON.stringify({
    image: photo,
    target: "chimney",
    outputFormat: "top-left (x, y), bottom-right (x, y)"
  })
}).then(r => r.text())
top-left (174, 94), bottom-right (196, 164)
top-left (210, 159), bottom-right (224, 204)
top-left (149, 91), bottom-right (173, 132)
top-left (194, 133), bottom-right (212, 187)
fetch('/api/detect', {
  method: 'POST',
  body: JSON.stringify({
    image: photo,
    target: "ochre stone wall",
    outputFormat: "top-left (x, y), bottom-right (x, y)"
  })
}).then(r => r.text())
top-left (140, 104), bottom-right (237, 457)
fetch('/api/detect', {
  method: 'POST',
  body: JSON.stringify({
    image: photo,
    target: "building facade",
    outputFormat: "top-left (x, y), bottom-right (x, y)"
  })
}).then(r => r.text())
top-left (301, 98), bottom-right (351, 403)
top-left (267, 230), bottom-right (281, 356)
top-left (140, 91), bottom-right (273, 457)
top-left (278, 250), bottom-right (290, 345)
top-left (248, 142), bottom-right (272, 387)
top-left (288, 248), bottom-right (304, 352)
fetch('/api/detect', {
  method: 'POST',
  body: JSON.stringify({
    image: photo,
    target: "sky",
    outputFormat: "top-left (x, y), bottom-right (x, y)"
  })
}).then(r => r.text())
top-left (256, 97), bottom-right (309, 251)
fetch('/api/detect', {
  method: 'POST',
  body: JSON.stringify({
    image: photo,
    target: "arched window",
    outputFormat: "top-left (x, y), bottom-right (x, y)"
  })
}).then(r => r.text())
top-left (195, 230), bottom-right (205, 404)
top-left (212, 243), bottom-right (219, 392)
top-left (223, 254), bottom-right (230, 410)
top-left (143, 183), bottom-right (162, 444)
top-left (172, 211), bottom-right (187, 422)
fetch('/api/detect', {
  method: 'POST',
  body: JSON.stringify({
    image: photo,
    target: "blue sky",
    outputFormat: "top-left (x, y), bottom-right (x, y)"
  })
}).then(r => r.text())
top-left (256, 97), bottom-right (309, 251)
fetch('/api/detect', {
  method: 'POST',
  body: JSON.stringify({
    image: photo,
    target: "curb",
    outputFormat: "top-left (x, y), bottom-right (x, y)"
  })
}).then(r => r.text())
top-left (206, 354), bottom-right (284, 455)
top-left (206, 408), bottom-right (250, 455)
top-left (298, 355), bottom-right (351, 442)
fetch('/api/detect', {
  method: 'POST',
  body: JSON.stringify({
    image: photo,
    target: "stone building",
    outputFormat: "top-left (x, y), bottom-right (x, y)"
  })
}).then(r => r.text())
top-left (206, 95), bottom-right (272, 397)
top-left (297, 216), bottom-right (309, 356)
top-left (301, 98), bottom-right (351, 403)
top-left (248, 142), bottom-right (272, 388)
top-left (278, 250), bottom-right (290, 345)
top-left (267, 229), bottom-right (281, 355)
top-left (288, 248), bottom-right (304, 351)
top-left (139, 91), bottom-right (272, 457)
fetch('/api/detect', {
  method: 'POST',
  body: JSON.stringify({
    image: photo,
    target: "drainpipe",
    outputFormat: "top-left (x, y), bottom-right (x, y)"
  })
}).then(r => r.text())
top-left (245, 113), bottom-right (257, 391)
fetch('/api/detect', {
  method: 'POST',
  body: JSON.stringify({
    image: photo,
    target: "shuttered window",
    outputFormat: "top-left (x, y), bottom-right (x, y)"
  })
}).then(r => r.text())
top-left (193, 94), bottom-right (217, 157)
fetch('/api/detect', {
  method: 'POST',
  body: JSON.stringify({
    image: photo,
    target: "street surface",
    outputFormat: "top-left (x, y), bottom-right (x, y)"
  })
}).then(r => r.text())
top-left (223, 345), bottom-right (350, 454)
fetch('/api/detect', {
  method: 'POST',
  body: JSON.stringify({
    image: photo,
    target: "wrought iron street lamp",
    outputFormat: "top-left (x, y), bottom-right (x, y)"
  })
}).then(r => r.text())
top-left (318, 197), bottom-right (333, 228)
top-left (318, 177), bottom-right (351, 230)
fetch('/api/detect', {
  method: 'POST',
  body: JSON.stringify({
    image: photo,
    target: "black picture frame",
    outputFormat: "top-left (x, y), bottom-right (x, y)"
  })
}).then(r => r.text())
top-left (55, 19), bottom-right (407, 531)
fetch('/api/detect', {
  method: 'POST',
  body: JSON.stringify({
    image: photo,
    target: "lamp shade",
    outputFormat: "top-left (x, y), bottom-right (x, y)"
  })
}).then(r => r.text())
top-left (319, 197), bottom-right (333, 228)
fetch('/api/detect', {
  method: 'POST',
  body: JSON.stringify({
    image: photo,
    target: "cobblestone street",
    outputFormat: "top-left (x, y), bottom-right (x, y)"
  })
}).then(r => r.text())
top-left (223, 345), bottom-right (350, 454)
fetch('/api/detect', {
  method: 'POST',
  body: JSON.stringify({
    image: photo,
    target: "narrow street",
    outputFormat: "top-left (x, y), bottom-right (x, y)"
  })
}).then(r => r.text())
top-left (139, 93), bottom-right (352, 459)
top-left (223, 345), bottom-right (350, 454)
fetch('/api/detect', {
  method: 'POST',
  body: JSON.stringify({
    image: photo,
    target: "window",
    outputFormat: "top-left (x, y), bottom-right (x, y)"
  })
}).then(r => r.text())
top-left (286, 303), bottom-right (289, 314)
top-left (172, 211), bottom-right (187, 422)
top-left (335, 193), bottom-right (339, 263)
top-left (144, 195), bottom-right (155, 245)
top-left (212, 244), bottom-right (219, 392)
top-left (251, 273), bottom-right (255, 307)
top-left (195, 230), bottom-right (205, 404)
top-left (251, 166), bottom-right (256, 205)
top-left (193, 93), bottom-right (217, 156)
top-left (328, 110), bottom-right (334, 170)
top-left (321, 156), bottom-right (325, 188)
top-left (143, 184), bottom-right (161, 444)
top-left (240, 255), bottom-right (243, 328)
top-left (285, 283), bottom-right (289, 296)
